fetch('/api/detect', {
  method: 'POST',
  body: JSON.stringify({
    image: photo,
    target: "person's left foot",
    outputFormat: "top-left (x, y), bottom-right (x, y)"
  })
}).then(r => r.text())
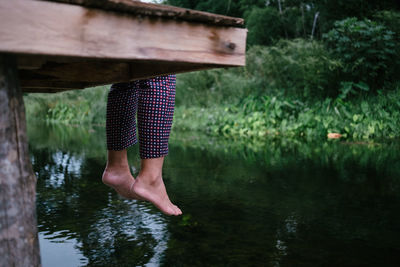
top-left (102, 166), bottom-right (142, 200)
top-left (132, 174), bottom-right (182, 216)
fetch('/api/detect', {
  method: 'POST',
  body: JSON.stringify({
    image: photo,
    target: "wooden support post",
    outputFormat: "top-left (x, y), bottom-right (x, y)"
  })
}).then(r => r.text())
top-left (0, 54), bottom-right (41, 266)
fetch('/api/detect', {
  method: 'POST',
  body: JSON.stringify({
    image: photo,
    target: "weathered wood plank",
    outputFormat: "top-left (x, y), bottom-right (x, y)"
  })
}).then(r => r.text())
top-left (20, 80), bottom-right (91, 90)
top-left (17, 55), bottom-right (84, 70)
top-left (22, 87), bottom-right (83, 93)
top-left (0, 0), bottom-right (246, 67)
top-left (0, 55), bottom-right (41, 266)
top-left (18, 58), bottom-right (222, 91)
top-left (46, 0), bottom-right (244, 27)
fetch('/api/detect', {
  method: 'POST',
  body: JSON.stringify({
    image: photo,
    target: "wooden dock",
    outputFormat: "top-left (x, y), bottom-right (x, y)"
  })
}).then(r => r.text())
top-left (0, 0), bottom-right (246, 265)
top-left (0, 0), bottom-right (246, 93)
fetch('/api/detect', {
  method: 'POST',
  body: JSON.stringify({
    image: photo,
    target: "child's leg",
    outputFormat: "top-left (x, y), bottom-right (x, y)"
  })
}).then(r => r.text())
top-left (105, 83), bottom-right (139, 151)
top-left (102, 83), bottom-right (140, 199)
top-left (132, 75), bottom-right (182, 215)
top-left (137, 75), bottom-right (175, 159)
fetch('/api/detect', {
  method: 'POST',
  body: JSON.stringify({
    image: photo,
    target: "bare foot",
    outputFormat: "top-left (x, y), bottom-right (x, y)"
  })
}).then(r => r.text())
top-left (132, 174), bottom-right (182, 216)
top-left (102, 167), bottom-right (142, 200)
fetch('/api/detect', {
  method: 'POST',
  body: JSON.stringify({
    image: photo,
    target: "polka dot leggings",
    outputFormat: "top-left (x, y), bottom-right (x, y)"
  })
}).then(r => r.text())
top-left (106, 75), bottom-right (176, 159)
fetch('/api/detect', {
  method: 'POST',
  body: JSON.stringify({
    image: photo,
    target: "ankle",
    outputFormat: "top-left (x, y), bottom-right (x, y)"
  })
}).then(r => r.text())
top-left (137, 173), bottom-right (162, 185)
top-left (102, 169), bottom-right (131, 185)
top-left (103, 164), bottom-right (131, 182)
top-left (105, 163), bottom-right (130, 173)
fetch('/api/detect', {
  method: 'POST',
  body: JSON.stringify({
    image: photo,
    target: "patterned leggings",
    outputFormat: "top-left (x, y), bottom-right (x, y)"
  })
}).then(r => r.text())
top-left (106, 75), bottom-right (176, 159)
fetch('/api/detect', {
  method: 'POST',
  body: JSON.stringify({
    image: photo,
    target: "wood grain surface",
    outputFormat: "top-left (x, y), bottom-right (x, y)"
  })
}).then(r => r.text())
top-left (0, 0), bottom-right (246, 91)
top-left (0, 55), bottom-right (41, 266)
top-left (45, 0), bottom-right (244, 27)
top-left (0, 0), bottom-right (246, 65)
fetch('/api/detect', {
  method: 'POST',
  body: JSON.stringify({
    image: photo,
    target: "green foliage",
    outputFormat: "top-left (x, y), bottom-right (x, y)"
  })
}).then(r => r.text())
top-left (281, 5), bottom-right (314, 39)
top-left (24, 86), bottom-right (108, 125)
top-left (245, 7), bottom-right (283, 46)
top-left (175, 66), bottom-right (258, 107)
top-left (173, 85), bottom-right (400, 141)
top-left (246, 39), bottom-right (341, 97)
top-left (164, 0), bottom-right (266, 18)
top-left (374, 10), bottom-right (400, 77)
top-left (165, 0), bottom-right (400, 42)
top-left (176, 39), bottom-right (342, 108)
top-left (337, 81), bottom-right (370, 100)
top-left (323, 18), bottom-right (397, 91)
top-left (175, 69), bottom-right (222, 107)
top-left (374, 10), bottom-right (400, 36)
top-left (45, 102), bottom-right (87, 124)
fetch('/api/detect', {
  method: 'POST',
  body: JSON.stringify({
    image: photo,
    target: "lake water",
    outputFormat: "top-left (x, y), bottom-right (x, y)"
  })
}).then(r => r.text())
top-left (28, 122), bottom-right (400, 266)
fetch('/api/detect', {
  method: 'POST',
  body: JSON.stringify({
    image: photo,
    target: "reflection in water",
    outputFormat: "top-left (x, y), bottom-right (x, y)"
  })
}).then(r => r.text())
top-left (39, 232), bottom-right (88, 267)
top-left (29, 123), bottom-right (169, 266)
top-left (83, 201), bottom-right (168, 266)
top-left (28, 122), bottom-right (400, 266)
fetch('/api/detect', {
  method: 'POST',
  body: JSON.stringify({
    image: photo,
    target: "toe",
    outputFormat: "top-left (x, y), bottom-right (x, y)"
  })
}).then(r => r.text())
top-left (168, 205), bottom-right (178, 216)
top-left (166, 206), bottom-right (176, 216)
top-left (173, 205), bottom-right (182, 215)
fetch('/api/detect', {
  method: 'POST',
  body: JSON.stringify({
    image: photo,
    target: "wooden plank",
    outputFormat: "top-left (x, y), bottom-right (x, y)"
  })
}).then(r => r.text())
top-left (21, 61), bottom-right (132, 84)
top-left (20, 80), bottom-right (90, 89)
top-left (18, 58), bottom-right (223, 90)
top-left (47, 0), bottom-right (245, 27)
top-left (0, 0), bottom-right (246, 67)
top-left (22, 87), bottom-right (83, 93)
top-left (0, 55), bottom-right (41, 266)
top-left (17, 54), bottom-right (84, 70)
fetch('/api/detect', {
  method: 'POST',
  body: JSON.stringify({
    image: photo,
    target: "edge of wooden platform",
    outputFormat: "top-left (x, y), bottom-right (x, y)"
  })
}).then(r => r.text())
top-left (45, 0), bottom-right (245, 27)
top-left (0, 0), bottom-right (246, 66)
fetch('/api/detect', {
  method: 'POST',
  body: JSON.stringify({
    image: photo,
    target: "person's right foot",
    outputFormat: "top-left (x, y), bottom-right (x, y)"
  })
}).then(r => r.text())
top-left (132, 174), bottom-right (182, 216)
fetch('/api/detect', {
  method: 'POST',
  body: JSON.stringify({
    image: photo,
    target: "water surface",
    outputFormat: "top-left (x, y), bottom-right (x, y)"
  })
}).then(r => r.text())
top-left (28, 122), bottom-right (400, 266)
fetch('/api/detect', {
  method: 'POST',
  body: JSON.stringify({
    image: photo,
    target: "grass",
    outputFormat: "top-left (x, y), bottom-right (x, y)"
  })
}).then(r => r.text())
top-left (172, 85), bottom-right (400, 142)
top-left (23, 81), bottom-right (400, 143)
top-left (24, 85), bottom-right (108, 126)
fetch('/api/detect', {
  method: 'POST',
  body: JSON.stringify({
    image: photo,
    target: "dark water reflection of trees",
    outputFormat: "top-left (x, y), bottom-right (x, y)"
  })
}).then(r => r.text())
top-left (28, 122), bottom-right (400, 267)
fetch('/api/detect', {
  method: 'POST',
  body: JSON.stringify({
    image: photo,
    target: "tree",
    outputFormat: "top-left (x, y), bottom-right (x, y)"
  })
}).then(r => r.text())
top-left (245, 6), bottom-right (283, 46)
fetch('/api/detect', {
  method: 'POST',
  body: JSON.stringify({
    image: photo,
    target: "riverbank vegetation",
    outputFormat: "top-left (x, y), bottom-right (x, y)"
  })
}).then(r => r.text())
top-left (24, 0), bottom-right (400, 143)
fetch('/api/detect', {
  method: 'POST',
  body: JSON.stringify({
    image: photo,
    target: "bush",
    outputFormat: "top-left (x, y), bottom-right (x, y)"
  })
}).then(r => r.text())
top-left (175, 39), bottom-right (341, 106)
top-left (374, 10), bottom-right (400, 79)
top-left (246, 39), bottom-right (341, 97)
top-left (374, 10), bottom-right (400, 37)
top-left (175, 62), bottom-right (263, 108)
top-left (174, 68), bottom-right (255, 108)
top-left (245, 6), bottom-right (283, 46)
top-left (323, 18), bottom-right (397, 91)
top-left (24, 86), bottom-right (108, 125)
top-left (173, 85), bottom-right (400, 141)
